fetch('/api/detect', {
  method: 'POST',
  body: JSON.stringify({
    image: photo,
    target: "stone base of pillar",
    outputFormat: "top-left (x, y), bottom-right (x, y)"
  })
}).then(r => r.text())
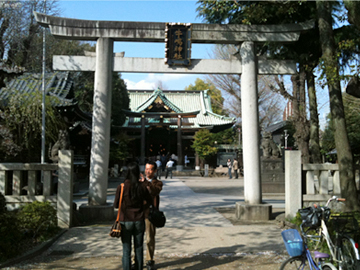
top-left (79, 203), bottom-right (115, 222)
top-left (235, 202), bottom-right (272, 220)
top-left (195, 166), bottom-right (200, 171)
top-left (176, 165), bottom-right (183, 171)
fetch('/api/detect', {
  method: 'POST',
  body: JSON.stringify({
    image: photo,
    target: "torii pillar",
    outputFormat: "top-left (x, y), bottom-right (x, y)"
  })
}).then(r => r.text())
top-left (34, 11), bottom-right (313, 220)
top-left (89, 38), bottom-right (113, 205)
top-left (240, 41), bottom-right (261, 205)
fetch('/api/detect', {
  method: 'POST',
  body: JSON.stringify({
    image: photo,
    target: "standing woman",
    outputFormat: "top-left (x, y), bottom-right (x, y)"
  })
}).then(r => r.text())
top-left (113, 162), bottom-right (152, 270)
top-left (227, 158), bottom-right (232, 179)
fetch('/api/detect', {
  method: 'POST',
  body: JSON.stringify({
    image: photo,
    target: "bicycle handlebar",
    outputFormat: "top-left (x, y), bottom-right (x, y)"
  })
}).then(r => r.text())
top-left (325, 196), bottom-right (346, 206)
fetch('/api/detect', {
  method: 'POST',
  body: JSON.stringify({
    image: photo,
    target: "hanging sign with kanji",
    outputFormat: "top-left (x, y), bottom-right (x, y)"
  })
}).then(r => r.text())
top-left (165, 23), bottom-right (192, 66)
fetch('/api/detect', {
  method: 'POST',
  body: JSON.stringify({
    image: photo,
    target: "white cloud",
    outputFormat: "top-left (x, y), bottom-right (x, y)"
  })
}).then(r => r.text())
top-left (123, 72), bottom-right (203, 91)
top-left (124, 74), bottom-right (200, 90)
top-left (124, 79), bottom-right (155, 90)
top-left (147, 73), bottom-right (190, 83)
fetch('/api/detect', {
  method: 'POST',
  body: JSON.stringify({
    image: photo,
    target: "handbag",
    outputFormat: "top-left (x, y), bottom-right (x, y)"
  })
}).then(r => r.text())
top-left (109, 183), bottom-right (124, 238)
top-left (299, 206), bottom-right (320, 228)
top-left (298, 206), bottom-right (330, 228)
top-left (148, 198), bottom-right (166, 228)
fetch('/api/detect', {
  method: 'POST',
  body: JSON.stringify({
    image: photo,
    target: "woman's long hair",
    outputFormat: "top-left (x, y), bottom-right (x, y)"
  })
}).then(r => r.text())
top-left (125, 162), bottom-right (142, 203)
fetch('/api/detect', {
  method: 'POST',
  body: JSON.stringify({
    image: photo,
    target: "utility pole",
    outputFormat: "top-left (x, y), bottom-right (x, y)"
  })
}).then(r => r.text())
top-left (41, 0), bottom-right (46, 164)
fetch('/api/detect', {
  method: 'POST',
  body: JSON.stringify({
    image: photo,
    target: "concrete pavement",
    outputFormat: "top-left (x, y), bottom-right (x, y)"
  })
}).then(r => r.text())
top-left (4, 176), bottom-right (289, 269)
top-left (60, 177), bottom-right (286, 256)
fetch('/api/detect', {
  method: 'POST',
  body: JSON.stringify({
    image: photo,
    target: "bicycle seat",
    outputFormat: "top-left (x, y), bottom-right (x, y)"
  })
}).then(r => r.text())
top-left (314, 251), bottom-right (330, 259)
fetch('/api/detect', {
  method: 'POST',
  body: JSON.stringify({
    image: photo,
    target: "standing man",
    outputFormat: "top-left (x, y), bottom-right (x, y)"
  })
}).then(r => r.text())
top-left (140, 161), bottom-right (163, 270)
top-left (165, 159), bottom-right (174, 179)
top-left (160, 154), bottom-right (167, 174)
top-left (233, 158), bottom-right (239, 179)
top-left (155, 158), bottom-right (162, 179)
top-left (227, 158), bottom-right (232, 179)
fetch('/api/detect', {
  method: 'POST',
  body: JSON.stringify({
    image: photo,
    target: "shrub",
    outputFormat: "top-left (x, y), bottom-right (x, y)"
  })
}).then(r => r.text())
top-left (18, 201), bottom-right (59, 240)
top-left (0, 192), bottom-right (6, 214)
top-left (0, 193), bottom-right (23, 262)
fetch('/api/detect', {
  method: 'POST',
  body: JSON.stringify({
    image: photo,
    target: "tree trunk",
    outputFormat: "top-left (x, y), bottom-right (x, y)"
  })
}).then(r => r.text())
top-left (21, 23), bottom-right (38, 68)
top-left (306, 70), bottom-right (322, 163)
top-left (0, 14), bottom-right (9, 60)
top-left (292, 70), bottom-right (310, 164)
top-left (317, 1), bottom-right (359, 211)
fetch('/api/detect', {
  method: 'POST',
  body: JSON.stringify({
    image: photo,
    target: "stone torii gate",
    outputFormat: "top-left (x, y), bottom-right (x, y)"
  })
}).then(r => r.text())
top-left (35, 12), bottom-right (312, 219)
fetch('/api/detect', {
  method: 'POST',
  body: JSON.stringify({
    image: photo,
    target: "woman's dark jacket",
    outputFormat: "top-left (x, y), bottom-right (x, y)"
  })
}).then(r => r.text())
top-left (113, 179), bottom-right (152, 222)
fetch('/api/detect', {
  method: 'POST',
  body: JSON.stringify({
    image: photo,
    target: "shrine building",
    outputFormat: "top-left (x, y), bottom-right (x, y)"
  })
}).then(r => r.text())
top-left (122, 88), bottom-right (236, 169)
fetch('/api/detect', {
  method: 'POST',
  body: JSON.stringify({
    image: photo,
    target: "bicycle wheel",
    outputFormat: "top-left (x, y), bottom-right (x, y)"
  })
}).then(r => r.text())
top-left (280, 256), bottom-right (311, 270)
top-left (338, 236), bottom-right (359, 270)
top-left (304, 227), bottom-right (323, 251)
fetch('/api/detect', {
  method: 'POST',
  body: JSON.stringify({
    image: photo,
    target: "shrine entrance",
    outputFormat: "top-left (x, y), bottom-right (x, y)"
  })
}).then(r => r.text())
top-left (127, 127), bottom-right (195, 165)
top-left (35, 11), bottom-right (312, 220)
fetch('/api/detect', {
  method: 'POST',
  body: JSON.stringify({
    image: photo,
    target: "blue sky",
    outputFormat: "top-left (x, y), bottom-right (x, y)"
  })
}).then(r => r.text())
top-left (56, 0), bottom-right (331, 128)
top-left (57, 0), bottom-right (213, 90)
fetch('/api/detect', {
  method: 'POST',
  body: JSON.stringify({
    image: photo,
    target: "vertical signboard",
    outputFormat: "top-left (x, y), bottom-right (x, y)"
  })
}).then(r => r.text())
top-left (165, 23), bottom-right (192, 66)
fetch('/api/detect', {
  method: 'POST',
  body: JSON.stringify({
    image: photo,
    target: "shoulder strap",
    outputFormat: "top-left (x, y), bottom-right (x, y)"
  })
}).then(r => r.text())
top-left (115, 183), bottom-right (124, 222)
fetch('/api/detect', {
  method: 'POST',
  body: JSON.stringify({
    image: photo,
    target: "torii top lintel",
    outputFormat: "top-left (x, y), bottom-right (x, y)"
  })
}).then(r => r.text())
top-left (34, 12), bottom-right (314, 44)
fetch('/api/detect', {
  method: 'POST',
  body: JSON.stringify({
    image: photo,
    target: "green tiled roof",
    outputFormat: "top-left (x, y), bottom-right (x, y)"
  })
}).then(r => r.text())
top-left (125, 89), bottom-right (236, 130)
top-left (0, 72), bottom-right (77, 107)
top-left (135, 88), bottom-right (182, 113)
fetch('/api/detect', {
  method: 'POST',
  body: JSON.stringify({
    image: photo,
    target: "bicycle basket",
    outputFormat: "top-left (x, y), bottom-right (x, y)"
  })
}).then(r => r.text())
top-left (330, 213), bottom-right (359, 234)
top-left (281, 229), bottom-right (304, 257)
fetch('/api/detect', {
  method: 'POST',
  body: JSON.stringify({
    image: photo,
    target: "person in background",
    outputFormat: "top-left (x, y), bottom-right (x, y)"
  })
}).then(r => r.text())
top-left (113, 162), bottom-right (152, 270)
top-left (184, 155), bottom-right (190, 167)
top-left (155, 158), bottom-right (162, 179)
top-left (233, 158), bottom-right (239, 179)
top-left (160, 154), bottom-right (167, 174)
top-left (139, 161), bottom-right (163, 270)
top-left (227, 158), bottom-right (232, 179)
top-left (165, 158), bottom-right (174, 179)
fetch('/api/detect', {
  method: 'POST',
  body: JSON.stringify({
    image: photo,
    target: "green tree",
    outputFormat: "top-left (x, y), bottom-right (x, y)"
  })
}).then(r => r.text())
top-left (73, 71), bottom-right (129, 131)
top-left (191, 129), bottom-right (218, 166)
top-left (196, 1), bottom-right (320, 163)
top-left (0, 0), bottom-right (60, 69)
top-left (185, 78), bottom-right (235, 146)
top-left (212, 127), bottom-right (236, 145)
top-left (0, 91), bottom-right (66, 161)
top-left (322, 93), bottom-right (360, 161)
top-left (109, 132), bottom-right (133, 164)
top-left (317, 1), bottom-right (359, 210)
top-left (320, 114), bottom-right (335, 158)
top-left (185, 78), bottom-right (225, 115)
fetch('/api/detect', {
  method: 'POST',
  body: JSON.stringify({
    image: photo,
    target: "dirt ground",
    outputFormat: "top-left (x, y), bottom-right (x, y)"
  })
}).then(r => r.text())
top-left (4, 207), bottom-right (288, 270)
top-left (5, 252), bottom-right (287, 270)
top-left (3, 178), bottom-right (289, 269)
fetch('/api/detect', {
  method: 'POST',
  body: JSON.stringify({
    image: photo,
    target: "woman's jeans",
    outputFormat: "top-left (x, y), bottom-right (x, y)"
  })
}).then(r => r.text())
top-left (121, 220), bottom-right (145, 270)
top-left (228, 168), bottom-right (232, 179)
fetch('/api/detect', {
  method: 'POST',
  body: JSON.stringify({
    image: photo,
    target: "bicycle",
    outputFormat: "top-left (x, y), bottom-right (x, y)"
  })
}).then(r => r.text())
top-left (280, 228), bottom-right (337, 269)
top-left (302, 196), bottom-right (360, 270)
